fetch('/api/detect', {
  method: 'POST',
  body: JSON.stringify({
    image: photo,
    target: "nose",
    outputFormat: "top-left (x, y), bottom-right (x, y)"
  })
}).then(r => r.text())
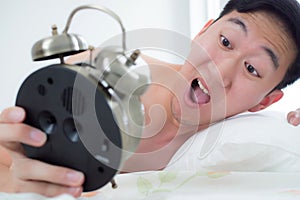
top-left (214, 57), bottom-right (239, 89)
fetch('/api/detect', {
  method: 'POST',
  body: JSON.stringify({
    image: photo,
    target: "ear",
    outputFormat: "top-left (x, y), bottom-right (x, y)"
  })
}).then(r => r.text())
top-left (193, 19), bottom-right (215, 39)
top-left (248, 90), bottom-right (283, 112)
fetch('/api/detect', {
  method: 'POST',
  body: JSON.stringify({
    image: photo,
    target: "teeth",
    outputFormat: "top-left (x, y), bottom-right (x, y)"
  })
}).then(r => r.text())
top-left (197, 79), bottom-right (210, 95)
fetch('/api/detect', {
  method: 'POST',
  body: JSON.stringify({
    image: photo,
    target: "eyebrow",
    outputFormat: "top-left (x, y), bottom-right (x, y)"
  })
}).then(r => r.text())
top-left (262, 46), bottom-right (279, 69)
top-left (227, 17), bottom-right (248, 35)
top-left (227, 17), bottom-right (279, 70)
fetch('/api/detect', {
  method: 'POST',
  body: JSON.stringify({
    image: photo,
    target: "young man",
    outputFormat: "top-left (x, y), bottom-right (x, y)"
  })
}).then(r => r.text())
top-left (0, 0), bottom-right (300, 197)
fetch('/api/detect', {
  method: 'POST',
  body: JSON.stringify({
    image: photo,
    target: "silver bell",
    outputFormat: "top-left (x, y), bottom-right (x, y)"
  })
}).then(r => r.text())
top-left (31, 25), bottom-right (89, 62)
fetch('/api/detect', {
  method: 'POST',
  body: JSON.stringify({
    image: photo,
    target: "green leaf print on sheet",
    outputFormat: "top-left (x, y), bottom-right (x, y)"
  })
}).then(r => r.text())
top-left (137, 176), bottom-right (154, 195)
top-left (137, 171), bottom-right (230, 196)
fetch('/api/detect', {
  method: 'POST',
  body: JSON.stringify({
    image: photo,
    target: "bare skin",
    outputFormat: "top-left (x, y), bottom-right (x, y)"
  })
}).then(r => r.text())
top-left (0, 10), bottom-right (298, 197)
top-left (122, 10), bottom-right (297, 172)
top-left (287, 108), bottom-right (300, 126)
top-left (0, 107), bottom-right (84, 197)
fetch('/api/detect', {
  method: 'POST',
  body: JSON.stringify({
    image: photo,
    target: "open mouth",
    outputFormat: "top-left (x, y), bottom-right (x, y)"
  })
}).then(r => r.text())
top-left (190, 78), bottom-right (210, 105)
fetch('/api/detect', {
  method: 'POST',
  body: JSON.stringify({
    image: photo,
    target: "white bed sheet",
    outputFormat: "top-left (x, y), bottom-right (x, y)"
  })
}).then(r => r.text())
top-left (1, 170), bottom-right (300, 200)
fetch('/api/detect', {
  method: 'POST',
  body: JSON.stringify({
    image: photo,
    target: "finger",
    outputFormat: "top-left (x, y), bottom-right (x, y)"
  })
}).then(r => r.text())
top-left (291, 117), bottom-right (300, 126)
top-left (287, 111), bottom-right (300, 126)
top-left (0, 107), bottom-right (25, 123)
top-left (13, 158), bottom-right (85, 188)
top-left (14, 180), bottom-right (83, 198)
top-left (0, 123), bottom-right (46, 148)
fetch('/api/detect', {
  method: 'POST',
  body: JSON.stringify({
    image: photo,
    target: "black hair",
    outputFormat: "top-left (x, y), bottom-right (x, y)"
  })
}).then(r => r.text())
top-left (217, 0), bottom-right (300, 90)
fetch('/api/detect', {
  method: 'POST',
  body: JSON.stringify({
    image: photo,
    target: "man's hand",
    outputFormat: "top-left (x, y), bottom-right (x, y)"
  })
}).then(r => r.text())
top-left (0, 106), bottom-right (84, 197)
top-left (287, 108), bottom-right (300, 126)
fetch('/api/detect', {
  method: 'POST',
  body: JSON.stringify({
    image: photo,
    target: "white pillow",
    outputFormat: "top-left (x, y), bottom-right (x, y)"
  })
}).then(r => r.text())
top-left (166, 111), bottom-right (300, 172)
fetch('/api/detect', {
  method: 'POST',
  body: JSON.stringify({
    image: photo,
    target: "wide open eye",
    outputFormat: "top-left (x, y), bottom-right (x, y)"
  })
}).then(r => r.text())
top-left (220, 35), bottom-right (232, 49)
top-left (245, 63), bottom-right (260, 77)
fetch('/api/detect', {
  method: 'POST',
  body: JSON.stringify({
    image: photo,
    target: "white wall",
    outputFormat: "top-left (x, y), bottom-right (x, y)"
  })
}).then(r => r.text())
top-left (0, 0), bottom-right (191, 111)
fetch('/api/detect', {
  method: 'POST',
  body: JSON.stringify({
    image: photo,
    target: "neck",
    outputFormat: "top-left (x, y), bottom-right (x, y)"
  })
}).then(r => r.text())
top-left (121, 111), bottom-right (209, 173)
top-left (121, 54), bottom-right (209, 172)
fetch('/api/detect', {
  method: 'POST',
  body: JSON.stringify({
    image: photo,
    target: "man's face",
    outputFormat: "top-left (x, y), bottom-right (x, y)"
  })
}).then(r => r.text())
top-left (170, 10), bottom-right (297, 129)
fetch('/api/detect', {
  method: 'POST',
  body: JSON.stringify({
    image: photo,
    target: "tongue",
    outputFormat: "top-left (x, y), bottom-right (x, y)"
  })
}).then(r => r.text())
top-left (192, 87), bottom-right (210, 104)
